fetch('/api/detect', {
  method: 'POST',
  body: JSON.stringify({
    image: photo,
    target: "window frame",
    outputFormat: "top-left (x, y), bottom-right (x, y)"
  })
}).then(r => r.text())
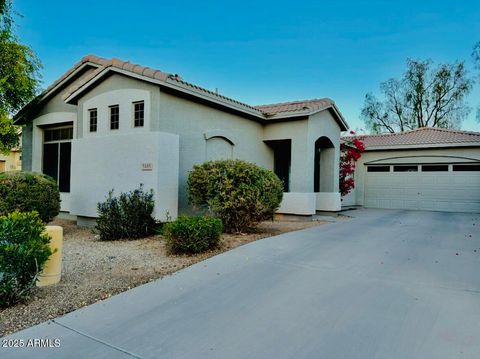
top-left (133, 101), bottom-right (145, 128)
top-left (367, 165), bottom-right (391, 173)
top-left (393, 165), bottom-right (418, 172)
top-left (88, 108), bottom-right (98, 132)
top-left (109, 104), bottom-right (120, 130)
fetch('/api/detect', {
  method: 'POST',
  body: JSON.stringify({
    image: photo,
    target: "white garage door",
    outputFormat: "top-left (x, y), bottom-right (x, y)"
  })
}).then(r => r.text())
top-left (365, 163), bottom-right (480, 213)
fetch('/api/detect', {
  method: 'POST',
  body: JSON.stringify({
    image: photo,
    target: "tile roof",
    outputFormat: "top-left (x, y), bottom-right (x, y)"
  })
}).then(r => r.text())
top-left (64, 56), bottom-right (341, 120)
top-left (255, 98), bottom-right (334, 116)
top-left (15, 54), bottom-right (348, 130)
top-left (351, 127), bottom-right (480, 149)
top-left (64, 55), bottom-right (264, 115)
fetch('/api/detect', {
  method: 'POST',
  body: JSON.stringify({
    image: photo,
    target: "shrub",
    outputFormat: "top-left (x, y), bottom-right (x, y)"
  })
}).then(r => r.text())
top-left (188, 160), bottom-right (284, 233)
top-left (0, 171), bottom-right (60, 223)
top-left (0, 211), bottom-right (53, 308)
top-left (95, 185), bottom-right (157, 240)
top-left (163, 216), bottom-right (223, 254)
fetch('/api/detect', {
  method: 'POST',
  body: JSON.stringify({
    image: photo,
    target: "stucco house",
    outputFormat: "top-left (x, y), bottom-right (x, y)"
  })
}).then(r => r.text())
top-left (343, 127), bottom-right (480, 213)
top-left (14, 55), bottom-right (349, 225)
top-left (0, 131), bottom-right (22, 172)
top-left (0, 148), bottom-right (21, 172)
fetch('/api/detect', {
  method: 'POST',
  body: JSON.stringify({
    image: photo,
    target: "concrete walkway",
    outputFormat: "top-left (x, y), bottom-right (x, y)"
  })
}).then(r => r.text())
top-left (3, 209), bottom-right (480, 359)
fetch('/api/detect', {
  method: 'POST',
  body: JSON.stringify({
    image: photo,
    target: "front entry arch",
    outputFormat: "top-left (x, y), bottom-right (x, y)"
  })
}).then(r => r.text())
top-left (314, 136), bottom-right (335, 192)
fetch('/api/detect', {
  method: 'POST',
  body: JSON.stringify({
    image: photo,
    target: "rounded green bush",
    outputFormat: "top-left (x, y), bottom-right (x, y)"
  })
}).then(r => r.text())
top-left (188, 160), bottom-right (284, 233)
top-left (0, 211), bottom-right (53, 308)
top-left (163, 216), bottom-right (223, 254)
top-left (0, 171), bottom-right (60, 223)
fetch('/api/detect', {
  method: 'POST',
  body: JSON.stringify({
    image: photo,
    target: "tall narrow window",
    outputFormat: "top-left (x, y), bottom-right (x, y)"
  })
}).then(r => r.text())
top-left (43, 126), bottom-right (73, 192)
top-left (89, 108), bottom-right (97, 132)
top-left (110, 105), bottom-right (119, 130)
top-left (133, 101), bottom-right (144, 127)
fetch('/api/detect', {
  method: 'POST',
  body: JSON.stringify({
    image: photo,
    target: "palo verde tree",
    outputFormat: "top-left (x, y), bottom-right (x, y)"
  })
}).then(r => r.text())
top-left (361, 58), bottom-right (473, 133)
top-left (0, 0), bottom-right (41, 154)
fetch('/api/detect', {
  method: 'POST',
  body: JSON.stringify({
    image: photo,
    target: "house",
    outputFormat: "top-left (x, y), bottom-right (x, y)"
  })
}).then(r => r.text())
top-left (0, 148), bottom-right (21, 172)
top-left (14, 55), bottom-right (349, 225)
top-left (0, 131), bottom-right (22, 172)
top-left (343, 127), bottom-right (480, 213)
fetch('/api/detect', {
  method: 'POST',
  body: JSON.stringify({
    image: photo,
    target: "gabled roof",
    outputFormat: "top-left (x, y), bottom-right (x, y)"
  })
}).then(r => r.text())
top-left (353, 127), bottom-right (480, 150)
top-left (15, 55), bottom-right (349, 130)
top-left (256, 98), bottom-right (334, 116)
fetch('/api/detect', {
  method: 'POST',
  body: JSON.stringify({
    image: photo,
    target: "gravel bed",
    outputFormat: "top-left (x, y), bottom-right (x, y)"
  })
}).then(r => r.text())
top-left (0, 219), bottom-right (326, 337)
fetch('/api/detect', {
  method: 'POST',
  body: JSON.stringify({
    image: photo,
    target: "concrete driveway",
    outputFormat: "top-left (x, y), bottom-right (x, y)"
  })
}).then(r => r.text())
top-left (3, 209), bottom-right (480, 359)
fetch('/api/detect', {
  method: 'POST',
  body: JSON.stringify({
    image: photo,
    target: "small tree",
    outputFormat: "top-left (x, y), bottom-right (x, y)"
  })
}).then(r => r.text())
top-left (340, 132), bottom-right (365, 196)
top-left (0, 0), bottom-right (41, 153)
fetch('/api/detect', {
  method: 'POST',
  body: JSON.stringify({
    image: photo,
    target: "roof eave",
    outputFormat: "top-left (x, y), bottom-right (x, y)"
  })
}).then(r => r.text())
top-left (14, 62), bottom-right (101, 125)
top-left (264, 104), bottom-right (349, 131)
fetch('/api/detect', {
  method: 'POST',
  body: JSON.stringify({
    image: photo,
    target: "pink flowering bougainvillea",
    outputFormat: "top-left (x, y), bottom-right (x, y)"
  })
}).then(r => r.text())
top-left (340, 131), bottom-right (365, 196)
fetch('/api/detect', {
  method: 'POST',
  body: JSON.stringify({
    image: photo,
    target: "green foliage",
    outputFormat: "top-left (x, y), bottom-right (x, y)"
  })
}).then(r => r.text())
top-left (163, 216), bottom-right (223, 255)
top-left (95, 185), bottom-right (157, 240)
top-left (361, 58), bottom-right (473, 133)
top-left (188, 160), bottom-right (284, 233)
top-left (0, 171), bottom-right (60, 222)
top-left (0, 0), bottom-right (41, 152)
top-left (0, 211), bottom-right (52, 307)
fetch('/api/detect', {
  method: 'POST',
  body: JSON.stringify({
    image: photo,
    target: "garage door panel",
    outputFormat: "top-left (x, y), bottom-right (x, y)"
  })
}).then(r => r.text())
top-left (365, 165), bottom-right (480, 213)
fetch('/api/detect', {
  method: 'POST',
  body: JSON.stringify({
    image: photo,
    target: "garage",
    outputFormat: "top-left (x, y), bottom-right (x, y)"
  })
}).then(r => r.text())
top-left (364, 162), bottom-right (480, 212)
top-left (348, 127), bottom-right (480, 213)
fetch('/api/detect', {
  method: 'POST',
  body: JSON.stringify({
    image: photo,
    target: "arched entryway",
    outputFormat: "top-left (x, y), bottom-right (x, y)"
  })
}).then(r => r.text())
top-left (314, 136), bottom-right (335, 192)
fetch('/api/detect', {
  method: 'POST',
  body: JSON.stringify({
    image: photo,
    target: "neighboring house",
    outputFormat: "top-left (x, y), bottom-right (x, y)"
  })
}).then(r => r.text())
top-left (0, 149), bottom-right (21, 172)
top-left (14, 55), bottom-right (349, 225)
top-left (343, 127), bottom-right (480, 213)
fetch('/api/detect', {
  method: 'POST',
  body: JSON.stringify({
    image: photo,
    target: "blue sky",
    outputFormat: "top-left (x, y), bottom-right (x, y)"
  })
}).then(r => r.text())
top-left (15, 0), bottom-right (480, 132)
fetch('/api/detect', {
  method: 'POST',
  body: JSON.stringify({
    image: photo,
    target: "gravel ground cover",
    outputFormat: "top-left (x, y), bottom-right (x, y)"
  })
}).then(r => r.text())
top-left (0, 218), bottom-right (327, 336)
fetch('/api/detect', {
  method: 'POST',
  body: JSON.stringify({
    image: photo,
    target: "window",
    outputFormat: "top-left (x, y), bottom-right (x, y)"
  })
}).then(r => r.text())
top-left (133, 101), bottom-right (144, 127)
top-left (110, 105), bottom-right (119, 130)
top-left (44, 127), bottom-right (73, 142)
top-left (367, 166), bottom-right (390, 172)
top-left (453, 164), bottom-right (480, 172)
top-left (421, 165), bottom-right (448, 172)
top-left (43, 126), bottom-right (73, 193)
top-left (89, 108), bottom-right (97, 132)
top-left (393, 165), bottom-right (418, 172)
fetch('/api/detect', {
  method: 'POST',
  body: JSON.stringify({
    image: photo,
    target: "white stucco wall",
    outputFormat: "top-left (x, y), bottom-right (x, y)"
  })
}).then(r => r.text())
top-left (157, 90), bottom-right (273, 210)
top-left (70, 132), bottom-right (179, 221)
top-left (354, 147), bottom-right (480, 206)
top-left (277, 193), bottom-right (317, 215)
top-left (81, 89), bottom-right (151, 138)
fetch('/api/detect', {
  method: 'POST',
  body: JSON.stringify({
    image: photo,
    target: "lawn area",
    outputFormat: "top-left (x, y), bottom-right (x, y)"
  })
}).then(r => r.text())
top-left (0, 218), bottom-right (326, 336)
